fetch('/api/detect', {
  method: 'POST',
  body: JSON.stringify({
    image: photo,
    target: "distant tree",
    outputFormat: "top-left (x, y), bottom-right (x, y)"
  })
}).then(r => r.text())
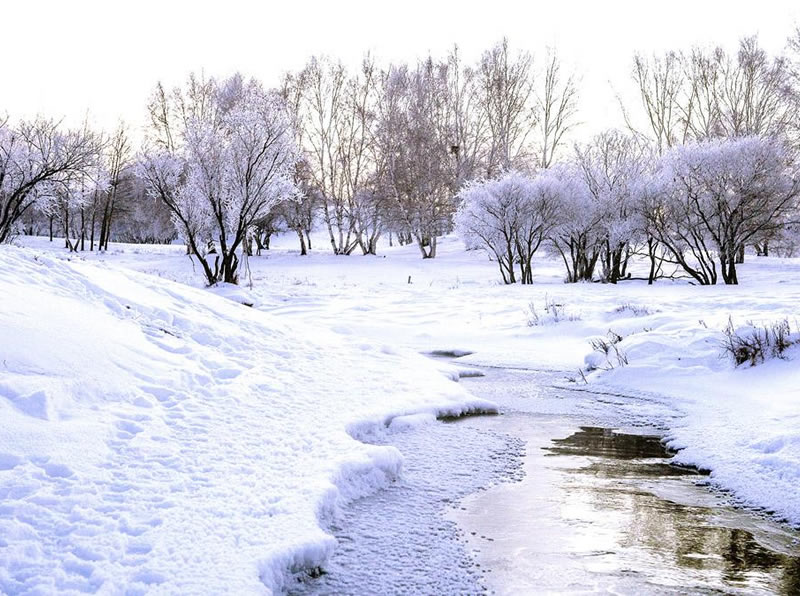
top-left (439, 46), bottom-right (488, 190)
top-left (478, 39), bottom-right (538, 175)
top-left (113, 170), bottom-right (176, 244)
top-left (627, 37), bottom-right (796, 145)
top-left (626, 51), bottom-right (690, 153)
top-left (278, 72), bottom-right (320, 255)
top-left (96, 123), bottom-right (131, 250)
top-left (536, 50), bottom-right (580, 169)
top-left (0, 116), bottom-right (102, 243)
top-left (294, 56), bottom-right (379, 255)
top-left (376, 59), bottom-right (458, 258)
top-left (249, 210), bottom-right (284, 254)
top-left (38, 162), bottom-right (107, 252)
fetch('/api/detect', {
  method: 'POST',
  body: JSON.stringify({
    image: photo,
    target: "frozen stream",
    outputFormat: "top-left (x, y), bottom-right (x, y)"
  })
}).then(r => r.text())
top-left (294, 366), bottom-right (800, 595)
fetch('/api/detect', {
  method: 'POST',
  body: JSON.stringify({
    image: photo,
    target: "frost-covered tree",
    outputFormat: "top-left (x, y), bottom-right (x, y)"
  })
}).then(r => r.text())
top-left (456, 171), bottom-right (559, 284)
top-left (37, 161), bottom-right (108, 252)
top-left (646, 136), bottom-right (800, 284)
top-left (140, 73), bottom-right (299, 285)
top-left (575, 131), bottom-right (648, 283)
top-left (0, 117), bottom-right (102, 243)
top-left (543, 164), bottom-right (605, 282)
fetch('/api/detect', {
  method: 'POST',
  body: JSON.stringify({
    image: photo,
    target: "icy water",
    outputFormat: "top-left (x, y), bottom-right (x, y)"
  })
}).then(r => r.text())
top-left (294, 367), bottom-right (800, 595)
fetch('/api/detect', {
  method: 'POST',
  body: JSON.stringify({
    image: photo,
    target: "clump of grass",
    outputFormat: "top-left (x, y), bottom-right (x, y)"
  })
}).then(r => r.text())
top-left (613, 302), bottom-right (653, 317)
top-left (526, 294), bottom-right (581, 327)
top-left (722, 317), bottom-right (798, 366)
top-left (586, 329), bottom-right (628, 371)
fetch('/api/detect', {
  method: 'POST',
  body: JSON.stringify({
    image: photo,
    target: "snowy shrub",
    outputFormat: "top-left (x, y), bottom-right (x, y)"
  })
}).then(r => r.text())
top-left (585, 329), bottom-right (628, 370)
top-left (526, 295), bottom-right (581, 326)
top-left (722, 318), bottom-right (799, 366)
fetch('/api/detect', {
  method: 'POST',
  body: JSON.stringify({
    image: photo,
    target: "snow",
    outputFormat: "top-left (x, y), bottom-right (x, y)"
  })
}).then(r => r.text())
top-left (3, 230), bottom-right (800, 590)
top-left (0, 245), bottom-right (493, 594)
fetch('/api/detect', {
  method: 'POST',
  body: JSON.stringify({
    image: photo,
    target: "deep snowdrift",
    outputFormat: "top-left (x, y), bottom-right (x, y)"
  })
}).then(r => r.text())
top-left (0, 247), bottom-right (494, 594)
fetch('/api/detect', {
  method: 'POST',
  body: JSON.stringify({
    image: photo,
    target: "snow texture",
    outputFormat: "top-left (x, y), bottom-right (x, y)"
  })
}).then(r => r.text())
top-left (294, 410), bottom-right (523, 595)
top-left (4, 230), bottom-right (800, 592)
top-left (0, 246), bottom-right (494, 594)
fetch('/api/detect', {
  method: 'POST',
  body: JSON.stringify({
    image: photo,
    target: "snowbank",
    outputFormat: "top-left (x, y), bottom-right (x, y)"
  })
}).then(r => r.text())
top-left (591, 327), bottom-right (800, 525)
top-left (0, 247), bottom-right (494, 594)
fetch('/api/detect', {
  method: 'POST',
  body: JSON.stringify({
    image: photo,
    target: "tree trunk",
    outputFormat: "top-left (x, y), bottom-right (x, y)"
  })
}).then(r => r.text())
top-left (647, 237), bottom-right (659, 285)
top-left (735, 244), bottom-right (745, 264)
top-left (79, 208), bottom-right (85, 251)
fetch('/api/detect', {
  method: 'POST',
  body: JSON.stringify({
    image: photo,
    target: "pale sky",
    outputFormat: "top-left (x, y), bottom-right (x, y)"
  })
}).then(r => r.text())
top-left (3, 0), bottom-right (799, 141)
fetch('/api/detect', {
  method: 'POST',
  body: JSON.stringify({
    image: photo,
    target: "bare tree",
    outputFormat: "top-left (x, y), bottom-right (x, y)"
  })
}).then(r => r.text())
top-left (537, 50), bottom-right (580, 169)
top-left (627, 38), bottom-right (796, 146)
top-left (377, 60), bottom-right (457, 258)
top-left (680, 38), bottom-right (796, 141)
top-left (296, 56), bottom-right (379, 255)
top-left (96, 123), bottom-right (131, 250)
top-left (441, 46), bottom-right (488, 187)
top-left (278, 72), bottom-right (319, 255)
top-left (626, 51), bottom-right (690, 153)
top-left (478, 39), bottom-right (538, 175)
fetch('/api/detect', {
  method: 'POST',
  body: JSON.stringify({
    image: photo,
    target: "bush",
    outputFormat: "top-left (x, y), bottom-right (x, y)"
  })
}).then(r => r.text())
top-left (722, 317), bottom-right (798, 366)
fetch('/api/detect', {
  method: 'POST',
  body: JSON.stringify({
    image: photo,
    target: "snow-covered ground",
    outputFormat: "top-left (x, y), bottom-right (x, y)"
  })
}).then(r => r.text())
top-left (0, 244), bottom-right (493, 594)
top-left (3, 232), bottom-right (800, 590)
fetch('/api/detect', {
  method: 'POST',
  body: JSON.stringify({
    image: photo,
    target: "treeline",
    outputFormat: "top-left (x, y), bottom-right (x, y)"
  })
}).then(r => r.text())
top-left (457, 135), bottom-right (799, 286)
top-left (1, 33), bottom-right (799, 285)
top-left (455, 35), bottom-right (800, 285)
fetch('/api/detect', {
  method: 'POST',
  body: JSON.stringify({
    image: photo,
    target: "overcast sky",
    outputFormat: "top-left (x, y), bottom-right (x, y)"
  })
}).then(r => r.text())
top-left (3, 0), bottom-right (799, 141)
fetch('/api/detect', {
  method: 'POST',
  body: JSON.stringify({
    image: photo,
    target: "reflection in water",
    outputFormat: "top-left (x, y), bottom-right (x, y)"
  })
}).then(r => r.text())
top-left (451, 420), bottom-right (800, 595)
top-left (552, 427), bottom-right (800, 594)
top-left (546, 426), bottom-right (677, 460)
